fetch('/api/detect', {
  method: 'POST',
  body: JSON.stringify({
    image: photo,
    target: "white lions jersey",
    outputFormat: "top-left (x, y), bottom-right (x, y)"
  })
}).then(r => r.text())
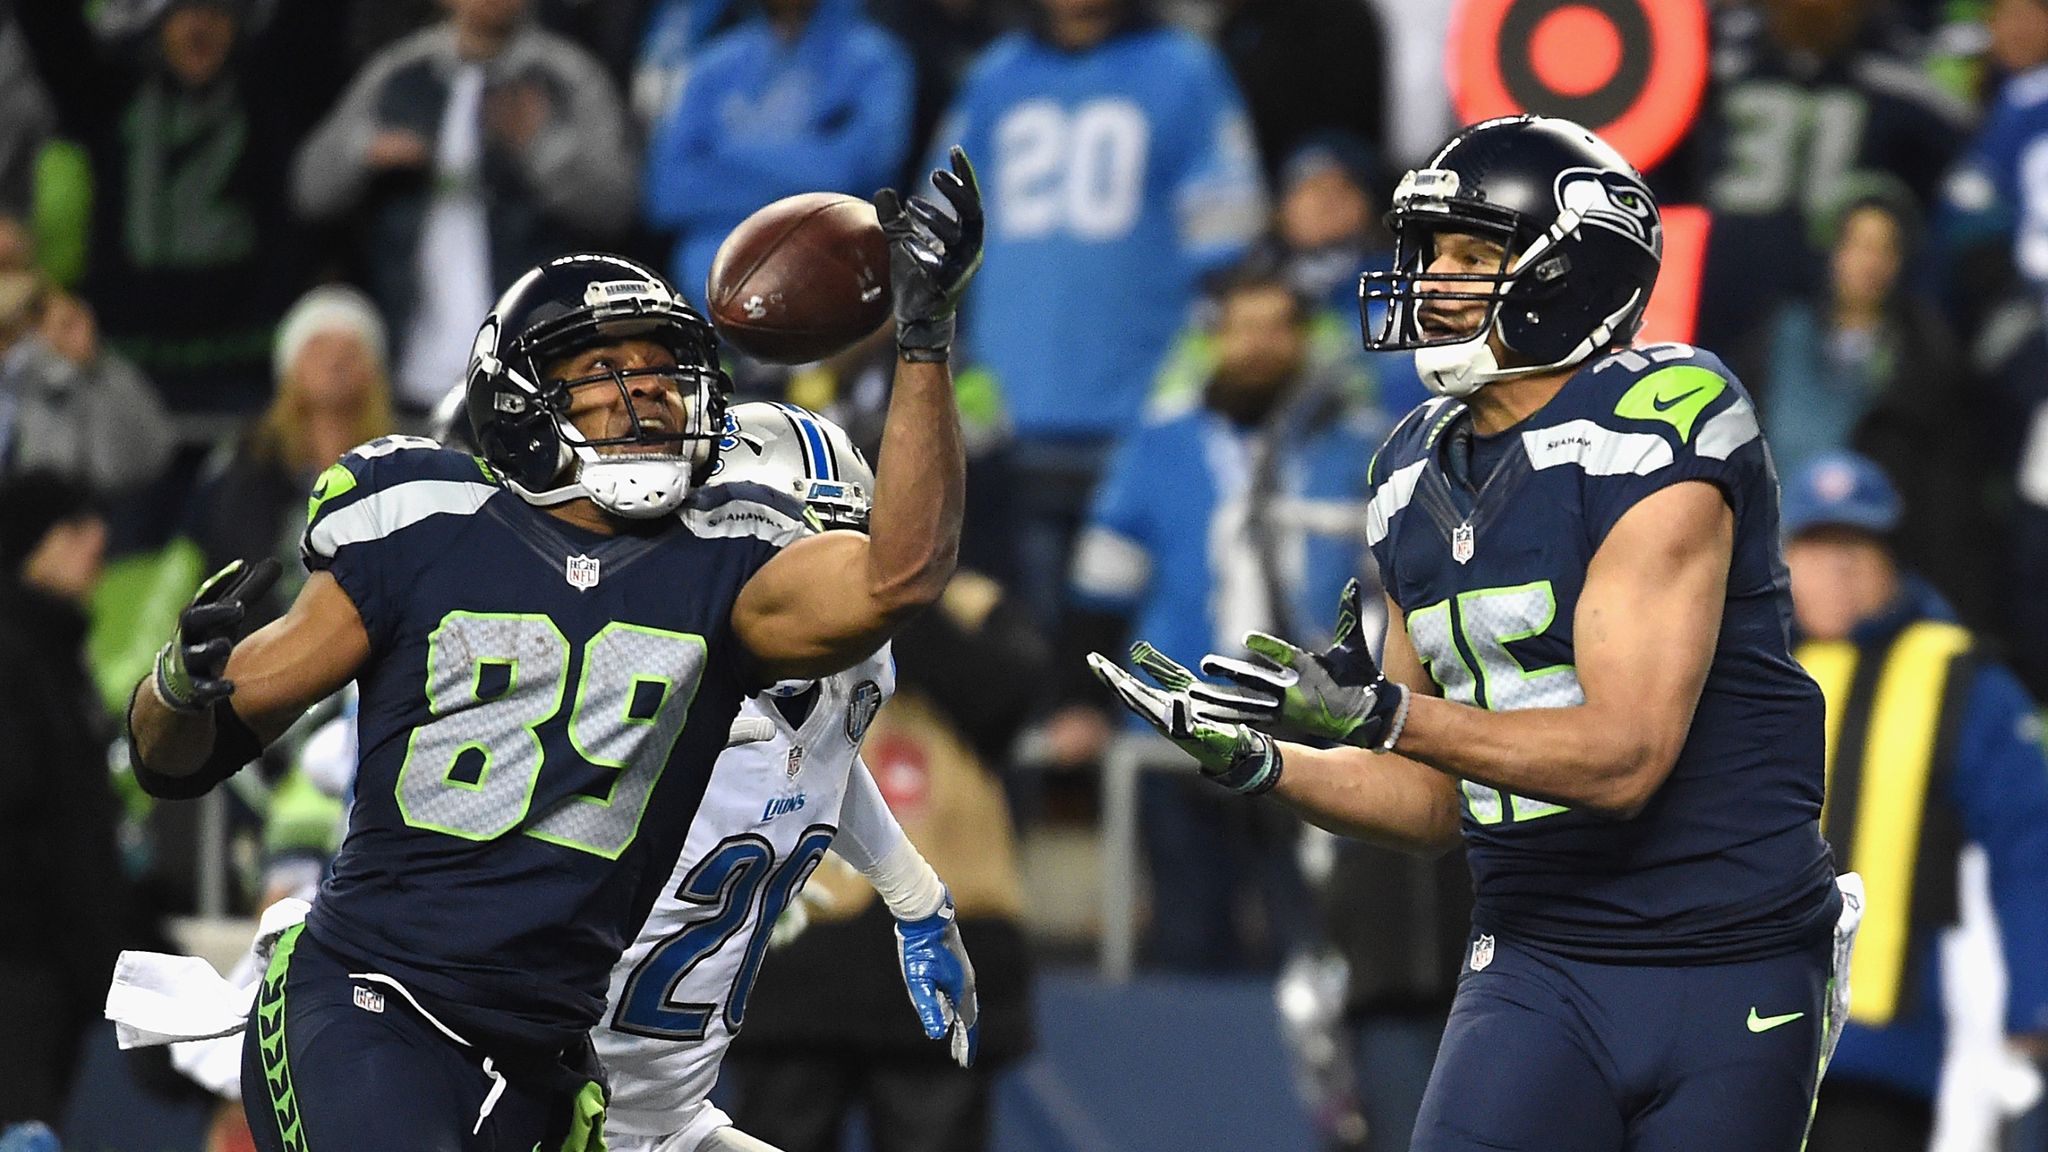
top-left (597, 647), bottom-right (895, 1144)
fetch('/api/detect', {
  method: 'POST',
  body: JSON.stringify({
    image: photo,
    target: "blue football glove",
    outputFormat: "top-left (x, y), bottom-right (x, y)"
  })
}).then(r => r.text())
top-left (1191, 579), bottom-right (1410, 751)
top-left (895, 889), bottom-right (979, 1067)
top-left (153, 558), bottom-right (282, 713)
top-left (1087, 644), bottom-right (1283, 795)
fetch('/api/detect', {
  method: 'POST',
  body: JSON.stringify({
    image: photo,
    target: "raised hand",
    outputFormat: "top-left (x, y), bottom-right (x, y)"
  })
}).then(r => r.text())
top-left (1191, 579), bottom-right (1409, 751)
top-left (874, 146), bottom-right (984, 362)
top-left (153, 558), bottom-right (281, 713)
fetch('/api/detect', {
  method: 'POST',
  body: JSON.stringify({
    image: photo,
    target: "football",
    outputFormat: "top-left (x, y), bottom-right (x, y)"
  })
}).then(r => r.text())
top-left (706, 192), bottom-right (892, 364)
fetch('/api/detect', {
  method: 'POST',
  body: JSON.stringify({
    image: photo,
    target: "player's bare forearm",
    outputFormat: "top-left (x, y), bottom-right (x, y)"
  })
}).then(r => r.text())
top-left (866, 357), bottom-right (964, 616)
top-left (735, 358), bottom-right (963, 678)
top-left (1397, 482), bottom-right (1733, 819)
top-left (1272, 741), bottom-right (1464, 855)
top-left (128, 679), bottom-right (222, 780)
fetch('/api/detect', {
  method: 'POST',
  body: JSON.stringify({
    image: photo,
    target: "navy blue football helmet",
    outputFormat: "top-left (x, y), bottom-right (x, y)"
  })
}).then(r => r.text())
top-left (1361, 115), bottom-right (1662, 397)
top-left (465, 253), bottom-right (732, 518)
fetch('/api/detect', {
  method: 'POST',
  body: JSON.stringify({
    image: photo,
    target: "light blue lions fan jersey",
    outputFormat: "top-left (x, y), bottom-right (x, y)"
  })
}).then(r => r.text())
top-left (1366, 345), bottom-right (1838, 962)
top-left (295, 436), bottom-right (798, 1051)
top-left (936, 24), bottom-right (1266, 440)
top-left (1072, 401), bottom-right (1381, 695)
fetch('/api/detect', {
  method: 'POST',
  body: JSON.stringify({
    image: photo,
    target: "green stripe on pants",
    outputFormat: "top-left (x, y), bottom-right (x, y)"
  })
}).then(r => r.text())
top-left (254, 923), bottom-right (308, 1152)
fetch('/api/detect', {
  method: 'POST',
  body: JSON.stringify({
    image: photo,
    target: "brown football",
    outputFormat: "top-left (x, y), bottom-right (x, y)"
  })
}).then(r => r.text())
top-left (706, 192), bottom-right (892, 364)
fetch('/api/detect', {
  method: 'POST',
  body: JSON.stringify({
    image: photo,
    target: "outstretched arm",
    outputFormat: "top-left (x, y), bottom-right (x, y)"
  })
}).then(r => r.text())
top-left (733, 150), bottom-right (981, 679)
top-left (129, 566), bottom-right (368, 794)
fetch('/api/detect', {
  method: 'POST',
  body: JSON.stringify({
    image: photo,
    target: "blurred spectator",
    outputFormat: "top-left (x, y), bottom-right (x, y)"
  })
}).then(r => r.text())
top-left (628, 0), bottom-right (744, 130)
top-left (1268, 132), bottom-right (1425, 419)
top-left (1943, 0), bottom-right (2048, 301)
top-left (13, 0), bottom-right (347, 419)
top-left (293, 0), bottom-right (637, 415)
top-left (643, 0), bottom-right (914, 311)
top-left (1693, 0), bottom-right (1975, 347)
top-left (869, 0), bottom-right (1011, 189)
top-left (1212, 0), bottom-right (1387, 184)
top-left (0, 271), bottom-right (175, 497)
top-left (732, 570), bottom-right (1038, 1152)
top-left (938, 0), bottom-right (1267, 624)
top-left (1735, 179), bottom-right (1994, 626)
top-left (184, 284), bottom-right (396, 632)
top-left (1359, 0), bottom-right (1453, 172)
top-left (0, 21), bottom-right (55, 218)
top-left (1062, 262), bottom-right (1382, 969)
top-left (0, 473), bottom-right (123, 1125)
top-left (1781, 454), bottom-right (2048, 1152)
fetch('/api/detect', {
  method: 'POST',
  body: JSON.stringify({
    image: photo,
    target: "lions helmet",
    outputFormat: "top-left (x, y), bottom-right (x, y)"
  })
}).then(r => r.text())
top-left (464, 253), bottom-right (732, 518)
top-left (1361, 115), bottom-right (1662, 398)
top-left (708, 401), bottom-right (874, 533)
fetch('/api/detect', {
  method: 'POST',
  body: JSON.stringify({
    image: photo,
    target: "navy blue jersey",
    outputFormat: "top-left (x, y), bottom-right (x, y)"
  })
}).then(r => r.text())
top-left (295, 436), bottom-right (799, 1051)
top-left (1365, 345), bottom-right (1838, 962)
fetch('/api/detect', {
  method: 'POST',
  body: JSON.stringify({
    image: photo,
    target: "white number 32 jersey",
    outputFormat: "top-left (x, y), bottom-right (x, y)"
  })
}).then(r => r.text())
top-left (596, 647), bottom-right (894, 1143)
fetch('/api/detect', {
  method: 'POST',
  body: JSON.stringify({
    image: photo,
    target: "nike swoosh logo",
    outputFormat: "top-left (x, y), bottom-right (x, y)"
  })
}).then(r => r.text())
top-left (1747, 1007), bottom-right (1805, 1033)
top-left (1651, 387), bottom-right (1706, 412)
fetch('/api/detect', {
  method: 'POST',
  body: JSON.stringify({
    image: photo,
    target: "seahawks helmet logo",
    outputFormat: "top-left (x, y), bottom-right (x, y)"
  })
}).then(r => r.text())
top-left (1554, 168), bottom-right (1660, 256)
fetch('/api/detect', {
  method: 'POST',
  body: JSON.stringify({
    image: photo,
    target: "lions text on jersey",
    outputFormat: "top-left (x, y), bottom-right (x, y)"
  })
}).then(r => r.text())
top-left (296, 436), bottom-right (803, 1052)
top-left (1366, 344), bottom-right (1839, 961)
top-left (597, 650), bottom-right (896, 1144)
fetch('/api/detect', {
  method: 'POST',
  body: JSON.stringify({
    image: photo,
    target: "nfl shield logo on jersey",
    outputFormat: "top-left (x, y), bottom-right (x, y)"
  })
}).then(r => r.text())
top-left (846, 680), bottom-right (882, 743)
top-left (786, 745), bottom-right (806, 779)
top-left (1452, 523), bottom-right (1476, 565)
top-left (565, 554), bottom-right (601, 590)
top-left (1470, 933), bottom-right (1495, 972)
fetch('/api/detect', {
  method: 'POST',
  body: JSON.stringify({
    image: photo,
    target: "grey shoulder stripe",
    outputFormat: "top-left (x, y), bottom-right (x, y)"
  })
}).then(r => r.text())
top-left (1696, 398), bottom-right (1761, 461)
top-left (1523, 420), bottom-right (1675, 476)
top-left (1366, 459), bottom-right (1429, 547)
top-left (307, 479), bottom-right (497, 557)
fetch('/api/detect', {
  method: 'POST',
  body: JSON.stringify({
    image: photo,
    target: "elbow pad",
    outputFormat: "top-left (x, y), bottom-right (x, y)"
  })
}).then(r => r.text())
top-left (128, 684), bottom-right (265, 800)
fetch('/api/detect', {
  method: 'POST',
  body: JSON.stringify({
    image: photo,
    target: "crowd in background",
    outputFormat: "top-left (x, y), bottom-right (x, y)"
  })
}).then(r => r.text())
top-left (6, 0), bottom-right (2048, 1149)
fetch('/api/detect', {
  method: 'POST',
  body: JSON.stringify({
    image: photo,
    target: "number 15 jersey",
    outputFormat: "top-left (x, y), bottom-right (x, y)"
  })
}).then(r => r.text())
top-left (297, 437), bottom-right (800, 1053)
top-left (1365, 344), bottom-right (1838, 963)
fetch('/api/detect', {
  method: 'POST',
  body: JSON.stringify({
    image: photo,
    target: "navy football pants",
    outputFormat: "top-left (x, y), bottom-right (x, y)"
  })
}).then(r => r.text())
top-left (1411, 931), bottom-right (1831, 1152)
top-left (240, 925), bottom-right (595, 1152)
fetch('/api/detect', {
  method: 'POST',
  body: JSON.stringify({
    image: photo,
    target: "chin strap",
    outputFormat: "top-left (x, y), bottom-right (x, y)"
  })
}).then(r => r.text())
top-left (1415, 289), bottom-right (1644, 398)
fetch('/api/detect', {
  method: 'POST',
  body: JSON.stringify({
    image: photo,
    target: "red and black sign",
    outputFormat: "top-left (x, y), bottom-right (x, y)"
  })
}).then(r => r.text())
top-left (1451, 0), bottom-right (1707, 173)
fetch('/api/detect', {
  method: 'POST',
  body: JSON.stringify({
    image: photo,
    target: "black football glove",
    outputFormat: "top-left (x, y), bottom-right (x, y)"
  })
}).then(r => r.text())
top-left (874, 146), bottom-right (983, 362)
top-left (153, 558), bottom-right (281, 714)
top-left (1087, 643), bottom-right (1283, 795)
top-left (1190, 579), bottom-right (1410, 751)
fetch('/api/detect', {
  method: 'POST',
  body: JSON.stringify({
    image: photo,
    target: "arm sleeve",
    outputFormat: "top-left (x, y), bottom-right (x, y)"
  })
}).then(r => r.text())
top-left (523, 48), bottom-right (639, 236)
top-left (832, 755), bottom-right (908, 874)
top-left (1948, 664), bottom-right (2048, 1035)
top-left (1170, 45), bottom-right (1268, 277)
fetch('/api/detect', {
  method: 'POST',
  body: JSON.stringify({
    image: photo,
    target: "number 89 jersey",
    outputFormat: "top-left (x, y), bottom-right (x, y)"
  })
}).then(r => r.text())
top-left (297, 438), bottom-right (801, 1053)
top-left (1365, 344), bottom-right (1838, 963)
top-left (595, 650), bottom-right (893, 1142)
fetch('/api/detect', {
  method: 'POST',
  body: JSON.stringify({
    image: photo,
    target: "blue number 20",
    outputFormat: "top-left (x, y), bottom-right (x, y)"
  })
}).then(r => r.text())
top-left (611, 826), bottom-right (835, 1039)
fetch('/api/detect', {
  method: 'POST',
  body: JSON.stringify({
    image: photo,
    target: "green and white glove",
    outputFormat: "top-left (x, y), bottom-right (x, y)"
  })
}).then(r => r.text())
top-left (1087, 643), bottom-right (1282, 795)
top-left (1192, 579), bottom-right (1409, 750)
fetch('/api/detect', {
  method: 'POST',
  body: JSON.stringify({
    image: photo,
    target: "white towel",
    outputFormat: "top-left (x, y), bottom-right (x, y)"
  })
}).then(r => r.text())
top-left (104, 899), bottom-right (311, 1049)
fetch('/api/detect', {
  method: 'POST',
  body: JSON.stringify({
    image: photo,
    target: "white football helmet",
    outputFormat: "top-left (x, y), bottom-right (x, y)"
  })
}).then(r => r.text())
top-left (707, 401), bottom-right (874, 533)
